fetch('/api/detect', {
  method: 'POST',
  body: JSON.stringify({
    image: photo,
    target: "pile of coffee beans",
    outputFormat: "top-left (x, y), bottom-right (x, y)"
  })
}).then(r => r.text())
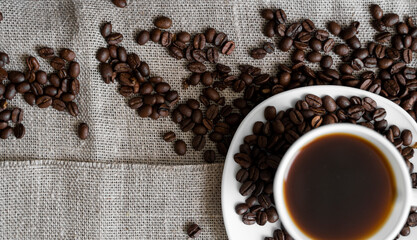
top-left (136, 16), bottom-right (235, 65)
top-left (0, 51), bottom-right (25, 140)
top-left (112, 0), bottom-right (127, 8)
top-left (233, 94), bottom-right (416, 239)
top-left (97, 22), bottom-right (179, 120)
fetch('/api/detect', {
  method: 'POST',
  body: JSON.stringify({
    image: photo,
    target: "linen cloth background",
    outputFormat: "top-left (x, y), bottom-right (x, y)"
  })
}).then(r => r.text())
top-left (0, 0), bottom-right (416, 239)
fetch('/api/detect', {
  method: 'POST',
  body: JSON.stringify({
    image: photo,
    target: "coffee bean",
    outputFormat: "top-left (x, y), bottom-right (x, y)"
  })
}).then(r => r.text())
top-left (275, 9), bottom-right (287, 24)
top-left (136, 30), bottom-right (150, 45)
top-left (154, 16), bottom-right (172, 29)
top-left (302, 19), bottom-right (315, 32)
top-left (112, 0), bottom-right (127, 7)
top-left (256, 211), bottom-right (267, 226)
top-left (67, 61), bottom-right (80, 78)
top-left (186, 223), bottom-right (201, 238)
top-left (4, 84), bottom-right (16, 100)
top-left (203, 87), bottom-right (220, 102)
top-left (13, 124), bottom-right (25, 139)
top-left (320, 55), bottom-right (333, 69)
top-left (214, 32), bottom-right (227, 46)
top-left (26, 56), bottom-right (40, 71)
top-left (38, 47), bottom-right (54, 59)
top-left (401, 130), bottom-right (413, 146)
top-left (188, 62), bottom-right (206, 73)
top-left (190, 49), bottom-right (205, 62)
top-left (206, 47), bottom-right (219, 64)
top-left (306, 51), bottom-right (322, 63)
top-left (96, 48), bottom-right (110, 63)
top-left (203, 150), bottom-right (215, 163)
top-left (50, 56), bottom-right (65, 70)
top-left (279, 36), bottom-right (293, 52)
top-left (78, 123), bottom-right (89, 140)
top-left (328, 21), bottom-right (341, 35)
top-left (106, 32), bottom-right (123, 45)
top-left (174, 139), bottom-right (187, 155)
top-left (286, 23), bottom-right (302, 38)
top-left (382, 13), bottom-right (399, 27)
top-left (11, 108), bottom-right (23, 123)
top-left (192, 135), bottom-right (206, 151)
top-left (51, 99), bottom-right (65, 111)
top-left (36, 95), bottom-right (52, 108)
top-left (347, 36), bottom-right (361, 49)
top-left (0, 127), bottom-right (12, 139)
top-left (407, 212), bottom-right (417, 227)
top-left (265, 207), bottom-right (279, 223)
top-left (193, 33), bottom-right (206, 50)
top-left (251, 48), bottom-right (267, 59)
top-left (67, 102), bottom-right (79, 117)
top-left (305, 94), bottom-right (322, 108)
top-left (59, 48), bottom-right (75, 62)
top-left (340, 25), bottom-right (357, 40)
top-left (222, 41), bottom-right (235, 55)
top-left (0, 110), bottom-right (11, 121)
top-left (370, 4), bottom-right (383, 20)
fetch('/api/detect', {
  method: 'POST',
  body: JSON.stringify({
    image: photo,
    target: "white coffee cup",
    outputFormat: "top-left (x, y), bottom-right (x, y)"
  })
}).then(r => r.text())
top-left (274, 124), bottom-right (417, 240)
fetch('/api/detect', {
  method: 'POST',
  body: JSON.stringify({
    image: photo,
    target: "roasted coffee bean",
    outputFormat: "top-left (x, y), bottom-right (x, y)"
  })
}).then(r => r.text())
top-left (4, 84), bottom-right (16, 100)
top-left (378, 58), bottom-right (393, 69)
top-left (340, 25), bottom-right (357, 40)
top-left (265, 207), bottom-right (279, 223)
top-left (203, 87), bottom-right (220, 102)
top-left (351, 58), bottom-right (364, 70)
top-left (162, 131), bottom-right (176, 142)
top-left (309, 38), bottom-right (322, 52)
top-left (11, 108), bottom-right (23, 123)
top-left (36, 95), bottom-right (52, 108)
top-left (105, 32), bottom-right (123, 45)
top-left (403, 49), bottom-right (413, 63)
top-left (260, 42), bottom-right (274, 54)
top-left (150, 28), bottom-right (162, 43)
top-left (328, 21), bottom-right (341, 35)
top-left (34, 70), bottom-right (47, 85)
top-left (8, 71), bottom-right (25, 84)
top-left (175, 31), bottom-right (190, 43)
top-left (154, 16), bottom-right (172, 29)
top-left (235, 203), bottom-right (249, 215)
top-left (52, 99), bottom-right (66, 111)
top-left (261, 9), bottom-right (274, 20)
top-left (138, 104), bottom-right (152, 118)
top-left (192, 135), bottom-right (206, 151)
top-left (320, 55), bottom-right (333, 68)
top-left (323, 38), bottom-right (335, 53)
top-left (112, 0), bottom-right (127, 8)
top-left (275, 23), bottom-right (286, 37)
top-left (188, 62), bottom-right (206, 73)
top-left (0, 110), bottom-right (11, 121)
top-left (347, 36), bottom-right (361, 49)
top-left (96, 48), bottom-right (110, 63)
top-left (306, 51), bottom-right (322, 63)
top-left (191, 49), bottom-right (206, 62)
top-left (286, 23), bottom-right (302, 38)
top-left (402, 130), bottom-right (413, 146)
top-left (251, 48), bottom-right (267, 59)
top-left (0, 68), bottom-right (6, 81)
top-left (275, 9), bottom-right (287, 24)
top-left (69, 61), bottom-right (80, 78)
top-left (370, 4), bottom-right (383, 20)
top-left (16, 82), bottom-right (30, 94)
top-left (13, 124), bottom-right (25, 139)
top-left (256, 211), bottom-right (267, 226)
top-left (38, 47), bottom-right (54, 59)
top-left (315, 29), bottom-right (329, 41)
top-left (279, 36), bottom-right (293, 52)
top-left (174, 139), bottom-right (187, 155)
top-left (222, 41), bottom-right (236, 55)
top-left (203, 150), bottom-right (215, 163)
top-left (0, 127), bottom-right (12, 139)
top-left (60, 48), bottom-right (76, 62)
top-left (333, 44), bottom-right (349, 56)
top-left (407, 212), bottom-right (417, 227)
top-left (100, 22), bottom-right (112, 38)
top-left (137, 30), bottom-right (150, 45)
top-left (382, 13), bottom-right (399, 27)
top-left (50, 57), bottom-right (66, 70)
top-left (67, 102), bottom-right (79, 117)
top-left (193, 33), bottom-right (206, 50)
top-left (187, 223), bottom-right (201, 238)
top-left (206, 47), bottom-right (219, 63)
top-left (138, 62), bottom-right (150, 77)
top-left (24, 93), bottom-right (36, 106)
top-left (291, 49), bottom-right (305, 62)
top-left (26, 56), bottom-right (40, 71)
top-left (302, 19), bottom-right (315, 32)
top-left (78, 123), bottom-right (89, 140)
top-left (306, 94), bottom-right (322, 107)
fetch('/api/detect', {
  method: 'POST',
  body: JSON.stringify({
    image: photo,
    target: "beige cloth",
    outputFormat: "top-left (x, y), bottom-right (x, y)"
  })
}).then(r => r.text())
top-left (0, 0), bottom-right (416, 239)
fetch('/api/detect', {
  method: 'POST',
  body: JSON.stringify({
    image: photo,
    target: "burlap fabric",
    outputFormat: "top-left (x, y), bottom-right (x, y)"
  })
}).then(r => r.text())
top-left (0, 0), bottom-right (416, 239)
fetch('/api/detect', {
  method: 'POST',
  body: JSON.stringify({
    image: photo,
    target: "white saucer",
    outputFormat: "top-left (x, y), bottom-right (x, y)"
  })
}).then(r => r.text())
top-left (221, 85), bottom-right (417, 240)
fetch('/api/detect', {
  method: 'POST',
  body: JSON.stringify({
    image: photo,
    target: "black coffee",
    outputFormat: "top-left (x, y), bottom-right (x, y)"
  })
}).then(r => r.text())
top-left (284, 133), bottom-right (396, 239)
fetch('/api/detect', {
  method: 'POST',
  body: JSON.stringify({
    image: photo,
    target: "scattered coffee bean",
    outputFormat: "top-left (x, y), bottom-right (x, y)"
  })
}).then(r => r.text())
top-left (174, 140), bottom-right (187, 155)
top-left (154, 16), bottom-right (172, 29)
top-left (112, 0), bottom-right (127, 8)
top-left (78, 123), bottom-right (89, 140)
top-left (187, 223), bottom-right (201, 238)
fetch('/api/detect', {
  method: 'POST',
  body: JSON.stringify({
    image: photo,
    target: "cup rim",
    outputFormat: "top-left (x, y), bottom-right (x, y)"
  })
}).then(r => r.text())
top-left (273, 123), bottom-right (412, 240)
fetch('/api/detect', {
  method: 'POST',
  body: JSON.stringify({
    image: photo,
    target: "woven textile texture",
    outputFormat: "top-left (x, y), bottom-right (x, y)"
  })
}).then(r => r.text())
top-left (0, 0), bottom-right (416, 239)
